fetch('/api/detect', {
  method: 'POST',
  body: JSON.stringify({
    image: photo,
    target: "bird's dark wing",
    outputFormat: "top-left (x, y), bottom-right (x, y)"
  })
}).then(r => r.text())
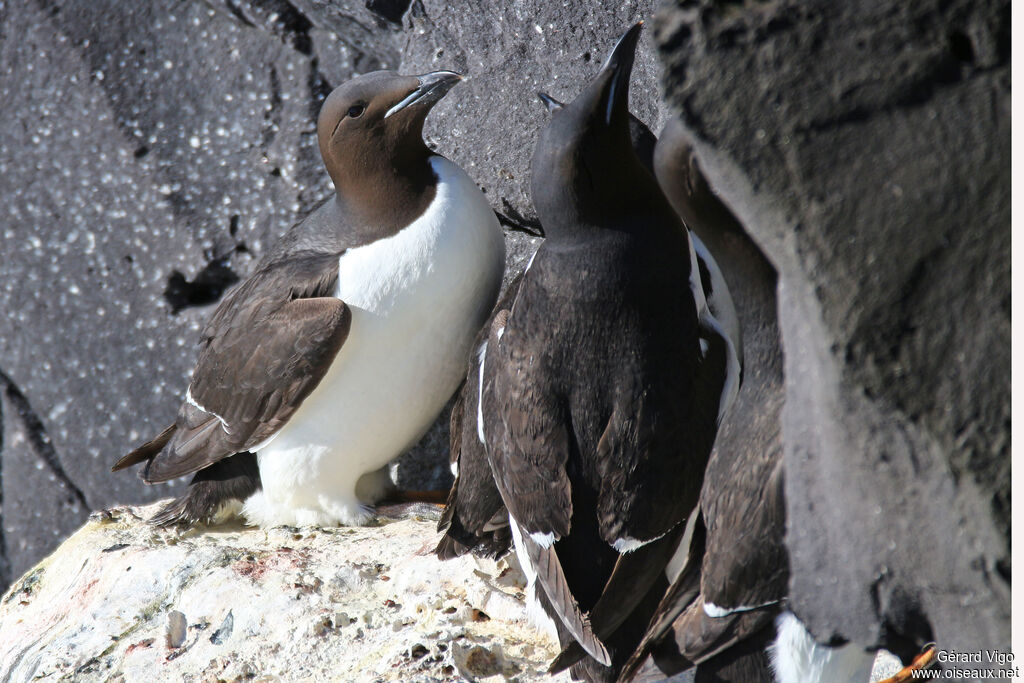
top-left (641, 595), bottom-right (778, 681)
top-left (616, 514), bottom-right (706, 682)
top-left (548, 518), bottom-right (692, 674)
top-left (700, 455), bottom-right (787, 614)
top-left (435, 337), bottom-right (510, 559)
top-left (593, 313), bottom-right (728, 550)
top-left (113, 250), bottom-right (350, 482)
top-left (516, 517), bottom-right (612, 667)
top-left (485, 285), bottom-right (609, 665)
top-left (645, 460), bottom-right (784, 670)
top-left (617, 454), bottom-right (786, 682)
top-left (435, 275), bottom-right (524, 560)
top-left (488, 305), bottom-right (573, 540)
top-left (489, 357), bottom-right (573, 539)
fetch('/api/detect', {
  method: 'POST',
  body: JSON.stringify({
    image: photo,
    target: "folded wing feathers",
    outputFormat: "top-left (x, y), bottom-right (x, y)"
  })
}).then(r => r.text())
top-left (518, 521), bottom-right (612, 668)
top-left (549, 524), bottom-right (686, 674)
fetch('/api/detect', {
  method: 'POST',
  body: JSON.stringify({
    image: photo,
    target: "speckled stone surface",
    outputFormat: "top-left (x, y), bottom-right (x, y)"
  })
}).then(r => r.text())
top-left (0, 502), bottom-right (578, 682)
top-left (0, 499), bottom-right (910, 682)
top-left (0, 0), bottom-right (663, 590)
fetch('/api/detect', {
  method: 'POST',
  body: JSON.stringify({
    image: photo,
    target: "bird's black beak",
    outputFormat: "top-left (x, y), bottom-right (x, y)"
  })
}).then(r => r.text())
top-left (596, 22), bottom-right (642, 125)
top-left (385, 70), bottom-right (463, 119)
top-left (537, 92), bottom-right (564, 113)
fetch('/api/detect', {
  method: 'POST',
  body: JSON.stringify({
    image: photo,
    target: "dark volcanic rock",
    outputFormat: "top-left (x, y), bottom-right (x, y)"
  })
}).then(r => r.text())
top-left (655, 0), bottom-right (1009, 663)
top-left (0, 0), bottom-right (667, 589)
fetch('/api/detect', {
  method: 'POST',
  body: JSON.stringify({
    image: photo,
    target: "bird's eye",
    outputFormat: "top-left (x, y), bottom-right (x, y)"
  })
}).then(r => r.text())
top-left (347, 104), bottom-right (365, 118)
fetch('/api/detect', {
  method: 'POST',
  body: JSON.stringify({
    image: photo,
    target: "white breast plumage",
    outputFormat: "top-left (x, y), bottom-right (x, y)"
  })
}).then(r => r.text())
top-left (243, 156), bottom-right (505, 527)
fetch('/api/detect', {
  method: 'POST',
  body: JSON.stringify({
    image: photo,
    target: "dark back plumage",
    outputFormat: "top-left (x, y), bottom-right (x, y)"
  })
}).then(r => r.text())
top-left (444, 24), bottom-right (738, 683)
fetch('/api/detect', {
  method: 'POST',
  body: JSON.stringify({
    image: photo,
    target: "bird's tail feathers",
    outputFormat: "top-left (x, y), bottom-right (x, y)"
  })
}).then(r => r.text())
top-left (149, 495), bottom-right (193, 527)
top-left (549, 523), bottom-right (687, 674)
top-left (616, 516), bottom-right (707, 682)
top-left (111, 424), bottom-right (176, 472)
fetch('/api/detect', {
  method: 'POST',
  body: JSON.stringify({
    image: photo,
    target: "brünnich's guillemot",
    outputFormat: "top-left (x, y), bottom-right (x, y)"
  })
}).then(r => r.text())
top-left (114, 70), bottom-right (506, 528)
top-left (443, 24), bottom-right (739, 682)
top-left (437, 51), bottom-right (743, 576)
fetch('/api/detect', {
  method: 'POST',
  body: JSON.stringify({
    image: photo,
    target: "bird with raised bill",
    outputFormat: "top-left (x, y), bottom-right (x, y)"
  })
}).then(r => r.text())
top-left (113, 69), bottom-right (506, 528)
top-left (467, 23), bottom-right (740, 682)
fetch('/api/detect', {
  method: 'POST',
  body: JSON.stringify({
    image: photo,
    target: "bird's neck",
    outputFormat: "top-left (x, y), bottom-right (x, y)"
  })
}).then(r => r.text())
top-left (542, 184), bottom-right (683, 245)
top-left (333, 153), bottom-right (439, 237)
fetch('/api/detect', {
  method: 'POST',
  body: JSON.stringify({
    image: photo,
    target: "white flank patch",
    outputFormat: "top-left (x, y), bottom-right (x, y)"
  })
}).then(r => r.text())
top-left (529, 531), bottom-right (556, 548)
top-left (185, 386), bottom-right (228, 432)
top-left (475, 341), bottom-right (488, 445)
top-left (686, 231), bottom-right (710, 318)
top-left (450, 459), bottom-right (459, 478)
top-left (665, 508), bottom-right (701, 582)
top-left (703, 598), bottom-right (780, 618)
top-left (247, 156), bottom-right (505, 527)
top-left (612, 530), bottom-right (668, 554)
top-left (665, 539), bottom-right (689, 583)
top-left (769, 611), bottom-right (876, 683)
top-left (689, 232), bottom-right (742, 424)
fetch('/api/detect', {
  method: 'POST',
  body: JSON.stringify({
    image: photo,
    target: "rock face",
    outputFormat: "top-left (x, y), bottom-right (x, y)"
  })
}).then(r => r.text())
top-left (0, 502), bottom-right (575, 682)
top-left (0, 0), bottom-right (663, 590)
top-left (655, 0), bottom-right (1009, 659)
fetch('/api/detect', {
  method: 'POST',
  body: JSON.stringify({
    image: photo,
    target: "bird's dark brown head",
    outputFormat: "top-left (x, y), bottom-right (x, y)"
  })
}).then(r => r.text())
top-left (531, 23), bottom-right (662, 236)
top-left (317, 70), bottom-right (461, 217)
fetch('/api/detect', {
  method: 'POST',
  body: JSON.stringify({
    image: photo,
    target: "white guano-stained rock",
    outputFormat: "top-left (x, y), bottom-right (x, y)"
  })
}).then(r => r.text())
top-left (0, 502), bottom-right (572, 683)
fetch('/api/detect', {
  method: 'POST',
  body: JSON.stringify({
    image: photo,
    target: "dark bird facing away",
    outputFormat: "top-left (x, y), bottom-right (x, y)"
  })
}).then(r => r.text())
top-left (444, 23), bottom-right (740, 682)
top-left (438, 39), bottom-right (743, 576)
top-left (113, 69), bottom-right (505, 528)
